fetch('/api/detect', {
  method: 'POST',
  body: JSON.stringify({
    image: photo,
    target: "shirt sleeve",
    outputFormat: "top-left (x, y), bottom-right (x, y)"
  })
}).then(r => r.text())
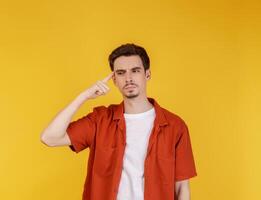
top-left (175, 120), bottom-right (197, 181)
top-left (66, 108), bottom-right (97, 153)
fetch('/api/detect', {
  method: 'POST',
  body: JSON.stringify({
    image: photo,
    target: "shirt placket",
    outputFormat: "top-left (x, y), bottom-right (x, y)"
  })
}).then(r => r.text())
top-left (112, 118), bottom-right (126, 200)
top-left (144, 125), bottom-right (161, 200)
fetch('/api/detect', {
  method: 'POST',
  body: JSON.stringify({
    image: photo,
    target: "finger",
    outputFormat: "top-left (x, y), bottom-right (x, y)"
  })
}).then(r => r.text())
top-left (95, 90), bottom-right (103, 95)
top-left (96, 82), bottom-right (107, 93)
top-left (93, 83), bottom-right (104, 94)
top-left (97, 80), bottom-right (110, 90)
top-left (102, 72), bottom-right (114, 83)
top-left (97, 82), bottom-right (110, 94)
top-left (95, 88), bottom-right (104, 96)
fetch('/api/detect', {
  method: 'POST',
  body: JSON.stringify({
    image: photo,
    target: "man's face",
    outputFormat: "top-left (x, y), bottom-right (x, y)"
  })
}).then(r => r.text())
top-left (112, 55), bottom-right (151, 99)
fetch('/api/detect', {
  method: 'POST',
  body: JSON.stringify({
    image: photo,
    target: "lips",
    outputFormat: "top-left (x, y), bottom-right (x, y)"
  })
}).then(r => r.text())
top-left (125, 85), bottom-right (136, 89)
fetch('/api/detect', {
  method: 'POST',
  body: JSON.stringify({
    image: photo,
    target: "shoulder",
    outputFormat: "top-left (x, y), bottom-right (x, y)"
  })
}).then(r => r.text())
top-left (92, 105), bottom-right (108, 113)
top-left (92, 103), bottom-right (119, 117)
top-left (92, 103), bottom-right (118, 112)
top-left (161, 107), bottom-right (188, 129)
top-left (160, 107), bottom-right (191, 143)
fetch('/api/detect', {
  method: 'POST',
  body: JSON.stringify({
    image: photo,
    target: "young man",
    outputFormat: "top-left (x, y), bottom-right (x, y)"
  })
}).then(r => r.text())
top-left (40, 43), bottom-right (197, 200)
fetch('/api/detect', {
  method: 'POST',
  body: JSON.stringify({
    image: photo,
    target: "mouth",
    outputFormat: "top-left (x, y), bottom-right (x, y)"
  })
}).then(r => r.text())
top-left (124, 84), bottom-right (136, 89)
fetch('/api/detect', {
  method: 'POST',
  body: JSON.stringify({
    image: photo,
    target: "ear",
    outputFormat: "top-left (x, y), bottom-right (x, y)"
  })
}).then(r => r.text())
top-left (145, 69), bottom-right (151, 80)
top-left (112, 73), bottom-right (117, 85)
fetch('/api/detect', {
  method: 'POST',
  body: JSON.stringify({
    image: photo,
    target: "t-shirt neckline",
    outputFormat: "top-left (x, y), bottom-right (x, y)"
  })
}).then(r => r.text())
top-left (124, 107), bottom-right (155, 119)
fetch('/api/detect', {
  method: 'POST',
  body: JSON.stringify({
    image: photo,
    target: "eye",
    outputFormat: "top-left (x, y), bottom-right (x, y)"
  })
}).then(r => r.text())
top-left (133, 69), bottom-right (140, 73)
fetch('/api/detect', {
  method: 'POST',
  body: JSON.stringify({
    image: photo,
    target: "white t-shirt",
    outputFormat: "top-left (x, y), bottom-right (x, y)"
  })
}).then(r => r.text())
top-left (116, 107), bottom-right (156, 200)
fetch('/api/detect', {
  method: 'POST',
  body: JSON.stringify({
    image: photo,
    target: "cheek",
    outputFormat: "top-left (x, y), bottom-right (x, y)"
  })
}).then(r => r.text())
top-left (115, 78), bottom-right (125, 87)
top-left (137, 76), bottom-right (146, 84)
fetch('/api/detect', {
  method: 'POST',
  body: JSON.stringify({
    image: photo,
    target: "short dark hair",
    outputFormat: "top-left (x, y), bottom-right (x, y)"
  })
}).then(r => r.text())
top-left (108, 43), bottom-right (150, 71)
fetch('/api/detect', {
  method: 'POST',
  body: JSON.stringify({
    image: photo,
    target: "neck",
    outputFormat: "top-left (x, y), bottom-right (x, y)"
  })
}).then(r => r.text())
top-left (123, 95), bottom-right (153, 114)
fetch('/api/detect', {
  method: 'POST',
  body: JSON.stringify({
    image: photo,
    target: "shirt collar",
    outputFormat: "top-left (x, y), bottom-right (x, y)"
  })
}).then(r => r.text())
top-left (112, 97), bottom-right (169, 127)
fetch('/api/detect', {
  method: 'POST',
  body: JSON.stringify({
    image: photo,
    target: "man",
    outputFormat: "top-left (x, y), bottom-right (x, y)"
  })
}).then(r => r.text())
top-left (40, 43), bottom-right (197, 200)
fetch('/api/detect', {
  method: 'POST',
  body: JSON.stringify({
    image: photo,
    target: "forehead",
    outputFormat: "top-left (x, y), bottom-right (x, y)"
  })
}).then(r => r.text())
top-left (113, 55), bottom-right (143, 70)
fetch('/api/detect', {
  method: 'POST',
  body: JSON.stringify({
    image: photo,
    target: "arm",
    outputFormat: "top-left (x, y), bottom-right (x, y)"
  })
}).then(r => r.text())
top-left (40, 72), bottom-right (113, 147)
top-left (175, 179), bottom-right (191, 200)
top-left (40, 92), bottom-right (91, 147)
top-left (174, 120), bottom-right (197, 199)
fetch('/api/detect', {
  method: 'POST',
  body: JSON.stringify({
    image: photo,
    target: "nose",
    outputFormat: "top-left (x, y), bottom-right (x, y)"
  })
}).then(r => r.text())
top-left (125, 70), bottom-right (133, 83)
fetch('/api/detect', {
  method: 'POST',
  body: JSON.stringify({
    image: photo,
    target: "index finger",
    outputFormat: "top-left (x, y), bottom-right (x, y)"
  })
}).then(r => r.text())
top-left (102, 72), bottom-right (114, 83)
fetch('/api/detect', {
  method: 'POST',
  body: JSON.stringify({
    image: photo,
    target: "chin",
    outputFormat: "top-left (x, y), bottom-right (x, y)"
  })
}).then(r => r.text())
top-left (126, 95), bottom-right (139, 99)
top-left (124, 92), bottom-right (139, 99)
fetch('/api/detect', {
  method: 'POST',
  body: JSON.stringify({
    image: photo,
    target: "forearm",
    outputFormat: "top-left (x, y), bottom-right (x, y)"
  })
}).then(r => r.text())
top-left (40, 91), bottom-right (90, 140)
top-left (175, 180), bottom-right (191, 200)
top-left (175, 187), bottom-right (190, 200)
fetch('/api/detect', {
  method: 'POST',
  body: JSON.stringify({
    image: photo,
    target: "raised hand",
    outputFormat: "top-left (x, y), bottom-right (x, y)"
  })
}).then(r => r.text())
top-left (84, 72), bottom-right (114, 99)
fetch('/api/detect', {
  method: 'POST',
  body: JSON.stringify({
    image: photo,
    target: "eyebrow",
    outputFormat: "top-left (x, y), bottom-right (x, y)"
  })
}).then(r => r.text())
top-left (115, 67), bottom-right (142, 73)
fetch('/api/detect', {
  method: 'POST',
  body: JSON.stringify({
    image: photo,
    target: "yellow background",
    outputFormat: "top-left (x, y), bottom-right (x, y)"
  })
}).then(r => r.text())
top-left (1, 0), bottom-right (260, 199)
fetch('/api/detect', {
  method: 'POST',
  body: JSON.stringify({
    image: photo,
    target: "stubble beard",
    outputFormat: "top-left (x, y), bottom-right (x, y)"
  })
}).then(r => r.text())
top-left (124, 89), bottom-right (139, 99)
top-left (125, 93), bottom-right (139, 99)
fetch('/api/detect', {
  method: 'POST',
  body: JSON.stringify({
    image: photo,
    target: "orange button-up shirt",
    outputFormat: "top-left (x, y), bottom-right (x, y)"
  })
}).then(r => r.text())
top-left (66, 97), bottom-right (197, 200)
